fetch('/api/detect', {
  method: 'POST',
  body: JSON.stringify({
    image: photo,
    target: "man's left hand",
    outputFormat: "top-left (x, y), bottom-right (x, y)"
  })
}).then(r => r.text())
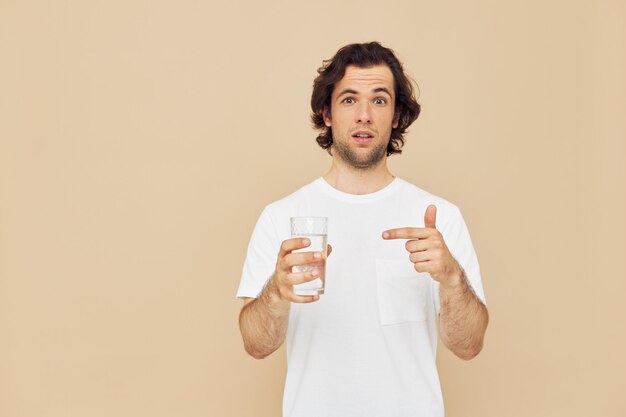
top-left (382, 204), bottom-right (462, 288)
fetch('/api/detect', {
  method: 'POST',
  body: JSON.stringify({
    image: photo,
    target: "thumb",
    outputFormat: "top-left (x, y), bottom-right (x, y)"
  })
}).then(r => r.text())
top-left (424, 204), bottom-right (437, 229)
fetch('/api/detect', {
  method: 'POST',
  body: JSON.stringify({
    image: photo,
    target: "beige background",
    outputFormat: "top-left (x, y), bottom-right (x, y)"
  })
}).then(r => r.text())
top-left (1, 0), bottom-right (625, 416)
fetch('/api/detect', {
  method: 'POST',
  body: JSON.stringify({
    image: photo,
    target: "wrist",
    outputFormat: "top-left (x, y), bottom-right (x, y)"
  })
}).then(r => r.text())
top-left (264, 274), bottom-right (290, 309)
top-left (440, 266), bottom-right (465, 291)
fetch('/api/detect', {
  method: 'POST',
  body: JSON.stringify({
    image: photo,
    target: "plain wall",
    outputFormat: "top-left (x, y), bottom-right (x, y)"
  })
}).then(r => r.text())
top-left (1, 0), bottom-right (625, 416)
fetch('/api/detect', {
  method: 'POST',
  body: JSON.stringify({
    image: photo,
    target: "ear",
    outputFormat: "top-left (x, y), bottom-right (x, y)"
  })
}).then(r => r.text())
top-left (322, 106), bottom-right (332, 127)
top-left (392, 111), bottom-right (399, 129)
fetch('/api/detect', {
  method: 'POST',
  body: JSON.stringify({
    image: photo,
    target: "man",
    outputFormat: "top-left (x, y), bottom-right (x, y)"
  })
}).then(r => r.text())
top-left (237, 42), bottom-right (488, 417)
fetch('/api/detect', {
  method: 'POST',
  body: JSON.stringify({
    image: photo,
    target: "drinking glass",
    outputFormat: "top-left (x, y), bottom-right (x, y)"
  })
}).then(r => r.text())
top-left (290, 217), bottom-right (328, 296)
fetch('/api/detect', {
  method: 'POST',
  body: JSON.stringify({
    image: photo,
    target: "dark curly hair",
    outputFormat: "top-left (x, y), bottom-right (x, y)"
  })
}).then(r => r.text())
top-left (311, 42), bottom-right (421, 156)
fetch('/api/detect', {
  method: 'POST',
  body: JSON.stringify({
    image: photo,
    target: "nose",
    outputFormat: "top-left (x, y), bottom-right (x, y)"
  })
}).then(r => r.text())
top-left (356, 102), bottom-right (372, 124)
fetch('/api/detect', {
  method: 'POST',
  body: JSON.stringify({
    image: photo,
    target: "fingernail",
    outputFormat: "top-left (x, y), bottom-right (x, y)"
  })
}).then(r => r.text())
top-left (311, 270), bottom-right (319, 277)
top-left (382, 232), bottom-right (389, 239)
top-left (314, 252), bottom-right (321, 259)
top-left (303, 238), bottom-right (310, 245)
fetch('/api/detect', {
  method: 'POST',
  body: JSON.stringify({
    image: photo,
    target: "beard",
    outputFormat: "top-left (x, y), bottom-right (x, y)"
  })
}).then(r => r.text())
top-left (332, 136), bottom-right (388, 170)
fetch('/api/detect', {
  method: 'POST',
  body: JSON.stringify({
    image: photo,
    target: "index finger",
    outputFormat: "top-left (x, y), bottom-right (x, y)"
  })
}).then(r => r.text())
top-left (382, 227), bottom-right (432, 240)
top-left (278, 237), bottom-right (311, 257)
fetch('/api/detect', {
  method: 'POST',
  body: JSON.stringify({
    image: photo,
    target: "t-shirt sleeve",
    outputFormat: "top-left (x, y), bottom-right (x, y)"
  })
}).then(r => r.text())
top-left (432, 206), bottom-right (486, 314)
top-left (236, 207), bottom-right (280, 299)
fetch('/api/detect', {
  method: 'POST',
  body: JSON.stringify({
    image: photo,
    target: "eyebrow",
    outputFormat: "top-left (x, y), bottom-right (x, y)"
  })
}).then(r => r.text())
top-left (373, 87), bottom-right (393, 97)
top-left (336, 87), bottom-right (393, 99)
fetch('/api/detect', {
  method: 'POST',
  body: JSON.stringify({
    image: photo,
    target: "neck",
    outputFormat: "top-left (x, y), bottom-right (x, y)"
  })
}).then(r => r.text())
top-left (323, 157), bottom-right (395, 195)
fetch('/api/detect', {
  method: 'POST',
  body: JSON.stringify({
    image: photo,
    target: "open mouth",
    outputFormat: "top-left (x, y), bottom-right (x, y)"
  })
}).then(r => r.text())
top-left (352, 132), bottom-right (374, 143)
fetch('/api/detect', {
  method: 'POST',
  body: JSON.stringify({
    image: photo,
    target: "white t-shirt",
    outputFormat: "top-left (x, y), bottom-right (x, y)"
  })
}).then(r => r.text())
top-left (237, 177), bottom-right (486, 417)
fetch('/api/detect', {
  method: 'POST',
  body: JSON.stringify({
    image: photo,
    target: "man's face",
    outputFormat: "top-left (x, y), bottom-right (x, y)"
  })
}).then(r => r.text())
top-left (323, 64), bottom-right (398, 170)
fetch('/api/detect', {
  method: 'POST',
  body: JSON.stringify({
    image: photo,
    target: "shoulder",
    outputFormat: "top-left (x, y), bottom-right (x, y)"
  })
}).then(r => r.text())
top-left (261, 178), bottom-right (320, 217)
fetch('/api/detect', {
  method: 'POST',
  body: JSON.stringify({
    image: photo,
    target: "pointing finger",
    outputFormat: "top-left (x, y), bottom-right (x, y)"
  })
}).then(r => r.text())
top-left (382, 227), bottom-right (434, 240)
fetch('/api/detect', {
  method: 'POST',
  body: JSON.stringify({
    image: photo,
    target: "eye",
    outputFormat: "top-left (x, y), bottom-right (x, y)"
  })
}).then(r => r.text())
top-left (341, 97), bottom-right (355, 104)
top-left (374, 98), bottom-right (387, 105)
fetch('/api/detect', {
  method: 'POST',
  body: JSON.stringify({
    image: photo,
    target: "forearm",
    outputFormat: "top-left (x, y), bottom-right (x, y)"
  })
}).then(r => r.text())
top-left (239, 276), bottom-right (291, 359)
top-left (438, 270), bottom-right (489, 360)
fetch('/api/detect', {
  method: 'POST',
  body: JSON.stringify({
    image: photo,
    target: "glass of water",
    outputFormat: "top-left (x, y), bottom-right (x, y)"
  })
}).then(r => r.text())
top-left (290, 217), bottom-right (328, 296)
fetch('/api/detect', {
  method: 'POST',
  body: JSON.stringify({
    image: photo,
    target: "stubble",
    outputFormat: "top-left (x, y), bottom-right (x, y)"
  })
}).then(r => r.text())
top-left (331, 137), bottom-right (388, 170)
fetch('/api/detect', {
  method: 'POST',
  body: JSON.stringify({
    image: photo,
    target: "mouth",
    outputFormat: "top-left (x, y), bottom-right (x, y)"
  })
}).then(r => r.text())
top-left (352, 131), bottom-right (375, 144)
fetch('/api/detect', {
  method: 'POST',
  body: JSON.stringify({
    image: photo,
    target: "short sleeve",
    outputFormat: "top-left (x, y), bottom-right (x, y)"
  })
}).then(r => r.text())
top-left (432, 206), bottom-right (486, 314)
top-left (236, 208), bottom-right (281, 298)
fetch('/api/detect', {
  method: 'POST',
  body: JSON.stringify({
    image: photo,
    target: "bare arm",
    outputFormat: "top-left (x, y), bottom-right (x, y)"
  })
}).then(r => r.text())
top-left (238, 238), bottom-right (331, 359)
top-left (438, 270), bottom-right (489, 360)
top-left (238, 279), bottom-right (291, 359)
